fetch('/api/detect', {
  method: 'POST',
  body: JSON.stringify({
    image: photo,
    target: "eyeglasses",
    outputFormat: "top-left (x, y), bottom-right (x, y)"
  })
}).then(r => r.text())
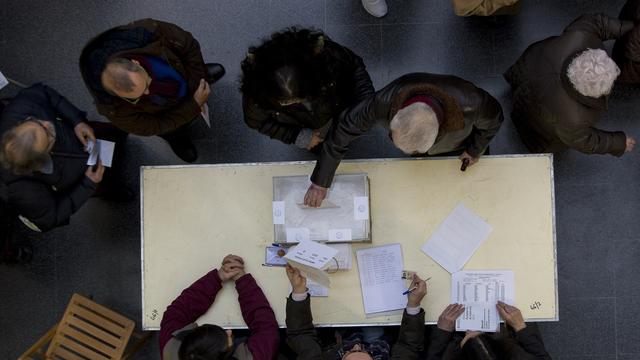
top-left (120, 62), bottom-right (151, 104)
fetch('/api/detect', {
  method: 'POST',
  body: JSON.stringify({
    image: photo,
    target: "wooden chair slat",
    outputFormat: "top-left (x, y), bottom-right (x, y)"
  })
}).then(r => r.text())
top-left (48, 337), bottom-right (110, 360)
top-left (64, 315), bottom-right (125, 349)
top-left (70, 295), bottom-right (133, 329)
top-left (51, 345), bottom-right (87, 360)
top-left (54, 324), bottom-right (118, 358)
top-left (67, 305), bottom-right (129, 337)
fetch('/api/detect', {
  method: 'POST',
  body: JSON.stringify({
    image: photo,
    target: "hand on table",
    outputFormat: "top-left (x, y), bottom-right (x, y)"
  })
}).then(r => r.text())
top-left (497, 301), bottom-right (526, 332)
top-left (436, 303), bottom-right (465, 332)
top-left (303, 183), bottom-right (328, 208)
top-left (406, 273), bottom-right (427, 308)
top-left (218, 254), bottom-right (245, 282)
top-left (285, 263), bottom-right (307, 294)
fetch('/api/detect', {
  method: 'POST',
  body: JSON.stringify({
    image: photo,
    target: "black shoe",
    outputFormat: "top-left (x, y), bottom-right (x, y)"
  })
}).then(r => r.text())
top-left (205, 63), bottom-right (226, 84)
top-left (168, 138), bottom-right (198, 163)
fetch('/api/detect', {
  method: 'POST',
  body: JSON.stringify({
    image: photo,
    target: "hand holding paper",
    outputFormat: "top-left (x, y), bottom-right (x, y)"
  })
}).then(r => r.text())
top-left (86, 139), bottom-right (115, 168)
top-left (284, 240), bottom-right (338, 287)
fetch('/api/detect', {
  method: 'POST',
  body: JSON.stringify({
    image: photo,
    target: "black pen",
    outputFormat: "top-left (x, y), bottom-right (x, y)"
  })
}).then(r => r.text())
top-left (460, 158), bottom-right (470, 172)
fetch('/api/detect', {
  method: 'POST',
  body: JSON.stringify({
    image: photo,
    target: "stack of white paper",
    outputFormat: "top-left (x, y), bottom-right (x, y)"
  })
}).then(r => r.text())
top-left (284, 240), bottom-right (338, 287)
top-left (451, 270), bottom-right (515, 332)
top-left (356, 244), bottom-right (407, 316)
top-left (421, 203), bottom-right (493, 273)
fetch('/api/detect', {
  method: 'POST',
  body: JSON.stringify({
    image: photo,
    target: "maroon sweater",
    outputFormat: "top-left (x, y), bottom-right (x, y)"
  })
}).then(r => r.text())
top-left (159, 269), bottom-right (280, 359)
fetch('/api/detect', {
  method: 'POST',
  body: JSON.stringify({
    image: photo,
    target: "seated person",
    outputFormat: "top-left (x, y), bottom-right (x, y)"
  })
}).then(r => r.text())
top-left (159, 254), bottom-right (279, 360)
top-left (241, 28), bottom-right (374, 151)
top-left (285, 263), bottom-right (427, 359)
top-left (304, 72), bottom-right (504, 207)
top-left (80, 18), bottom-right (225, 163)
top-left (505, 14), bottom-right (635, 156)
top-left (0, 83), bottom-right (129, 233)
top-left (427, 302), bottom-right (551, 359)
top-left (613, 0), bottom-right (640, 83)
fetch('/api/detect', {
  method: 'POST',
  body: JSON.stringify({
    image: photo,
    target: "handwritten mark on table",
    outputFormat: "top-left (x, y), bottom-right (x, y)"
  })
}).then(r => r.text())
top-left (530, 301), bottom-right (542, 310)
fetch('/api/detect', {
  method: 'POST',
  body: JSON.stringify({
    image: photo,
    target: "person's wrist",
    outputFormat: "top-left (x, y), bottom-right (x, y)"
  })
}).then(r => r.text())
top-left (437, 323), bottom-right (454, 332)
top-left (293, 286), bottom-right (307, 294)
top-left (512, 322), bottom-right (527, 332)
top-left (407, 300), bottom-right (420, 308)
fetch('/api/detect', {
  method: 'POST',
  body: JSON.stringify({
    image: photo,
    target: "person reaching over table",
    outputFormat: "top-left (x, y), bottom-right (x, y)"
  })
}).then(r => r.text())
top-left (159, 254), bottom-right (280, 360)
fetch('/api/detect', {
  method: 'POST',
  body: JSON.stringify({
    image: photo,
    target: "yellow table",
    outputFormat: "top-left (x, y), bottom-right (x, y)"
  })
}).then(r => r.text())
top-left (141, 154), bottom-right (557, 330)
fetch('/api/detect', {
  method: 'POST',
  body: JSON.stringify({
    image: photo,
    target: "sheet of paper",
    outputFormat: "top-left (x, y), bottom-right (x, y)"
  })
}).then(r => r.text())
top-left (289, 279), bottom-right (329, 297)
top-left (86, 139), bottom-right (115, 168)
top-left (353, 196), bottom-right (370, 220)
top-left (356, 244), bottom-right (407, 316)
top-left (421, 203), bottom-right (493, 273)
top-left (451, 270), bottom-right (515, 332)
top-left (327, 243), bottom-right (352, 270)
top-left (264, 246), bottom-right (288, 266)
top-left (328, 228), bottom-right (352, 242)
top-left (285, 240), bottom-right (338, 287)
top-left (0, 71), bottom-right (9, 90)
top-left (272, 201), bottom-right (285, 224)
top-left (286, 227), bottom-right (310, 243)
top-left (201, 103), bottom-right (210, 127)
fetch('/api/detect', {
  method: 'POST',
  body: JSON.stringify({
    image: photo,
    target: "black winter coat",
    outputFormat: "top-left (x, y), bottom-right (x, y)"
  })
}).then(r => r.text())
top-left (426, 325), bottom-right (552, 360)
top-left (504, 14), bottom-right (634, 156)
top-left (613, 0), bottom-right (640, 83)
top-left (310, 72), bottom-right (503, 188)
top-left (242, 37), bottom-right (374, 144)
top-left (0, 84), bottom-right (94, 232)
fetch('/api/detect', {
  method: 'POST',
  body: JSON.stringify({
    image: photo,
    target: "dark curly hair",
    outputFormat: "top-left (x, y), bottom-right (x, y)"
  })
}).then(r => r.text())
top-left (178, 324), bottom-right (232, 360)
top-left (240, 27), bottom-right (334, 107)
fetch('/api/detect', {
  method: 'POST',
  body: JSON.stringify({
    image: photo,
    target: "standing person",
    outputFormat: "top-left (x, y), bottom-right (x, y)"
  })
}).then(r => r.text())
top-left (304, 72), bottom-right (503, 207)
top-left (241, 28), bottom-right (374, 152)
top-left (505, 14), bottom-right (636, 156)
top-left (612, 0), bottom-right (640, 83)
top-left (159, 254), bottom-right (280, 360)
top-left (80, 18), bottom-right (225, 163)
top-left (285, 264), bottom-right (427, 359)
top-left (426, 302), bottom-right (552, 359)
top-left (0, 83), bottom-right (129, 233)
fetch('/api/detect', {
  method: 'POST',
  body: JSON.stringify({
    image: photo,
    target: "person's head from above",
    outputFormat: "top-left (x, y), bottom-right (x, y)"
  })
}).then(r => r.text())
top-left (341, 343), bottom-right (374, 360)
top-left (101, 57), bottom-right (151, 102)
top-left (389, 102), bottom-right (439, 155)
top-left (178, 324), bottom-right (234, 360)
top-left (240, 27), bottom-right (327, 107)
top-left (567, 48), bottom-right (620, 98)
top-left (459, 332), bottom-right (499, 360)
top-left (0, 117), bottom-right (56, 175)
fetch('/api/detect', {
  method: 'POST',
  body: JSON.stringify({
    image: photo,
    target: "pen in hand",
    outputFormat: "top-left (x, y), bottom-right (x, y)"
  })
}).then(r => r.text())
top-left (403, 277), bottom-right (431, 295)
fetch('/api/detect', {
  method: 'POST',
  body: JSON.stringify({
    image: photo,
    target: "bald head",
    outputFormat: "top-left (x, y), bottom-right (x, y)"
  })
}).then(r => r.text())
top-left (0, 120), bottom-right (53, 175)
top-left (101, 58), bottom-right (149, 99)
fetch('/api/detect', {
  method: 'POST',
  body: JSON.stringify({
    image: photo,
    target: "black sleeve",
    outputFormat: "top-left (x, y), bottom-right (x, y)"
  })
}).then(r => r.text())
top-left (564, 13), bottom-right (634, 41)
top-left (310, 96), bottom-right (380, 188)
top-left (425, 328), bottom-right (455, 360)
top-left (391, 309), bottom-right (425, 359)
top-left (465, 88), bottom-right (504, 157)
top-left (285, 295), bottom-right (324, 360)
top-left (39, 83), bottom-right (87, 127)
top-left (243, 97), bottom-right (302, 144)
top-left (7, 177), bottom-right (96, 232)
top-left (514, 324), bottom-right (553, 360)
top-left (336, 42), bottom-right (375, 102)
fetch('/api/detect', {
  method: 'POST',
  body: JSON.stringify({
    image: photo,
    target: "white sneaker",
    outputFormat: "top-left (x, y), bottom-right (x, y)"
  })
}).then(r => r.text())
top-left (361, 0), bottom-right (388, 18)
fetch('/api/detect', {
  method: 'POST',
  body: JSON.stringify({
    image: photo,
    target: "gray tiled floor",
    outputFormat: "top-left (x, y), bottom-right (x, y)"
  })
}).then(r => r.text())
top-left (1, 0), bottom-right (639, 359)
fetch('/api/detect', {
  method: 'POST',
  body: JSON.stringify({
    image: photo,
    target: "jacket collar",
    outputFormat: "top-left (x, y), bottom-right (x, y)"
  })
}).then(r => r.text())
top-left (560, 49), bottom-right (609, 111)
top-left (389, 82), bottom-right (464, 133)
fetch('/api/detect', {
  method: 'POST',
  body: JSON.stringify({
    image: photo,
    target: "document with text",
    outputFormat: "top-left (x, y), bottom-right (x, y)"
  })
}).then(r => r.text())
top-left (421, 203), bottom-right (493, 273)
top-left (356, 243), bottom-right (407, 316)
top-left (451, 270), bottom-right (515, 332)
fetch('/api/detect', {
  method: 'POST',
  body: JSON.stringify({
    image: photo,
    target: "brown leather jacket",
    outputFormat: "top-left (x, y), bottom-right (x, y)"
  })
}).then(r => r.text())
top-left (80, 19), bottom-right (207, 136)
top-left (504, 14), bottom-right (634, 156)
top-left (310, 72), bottom-right (503, 188)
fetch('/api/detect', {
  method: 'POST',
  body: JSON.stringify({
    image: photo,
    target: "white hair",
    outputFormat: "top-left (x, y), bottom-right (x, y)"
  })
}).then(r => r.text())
top-left (567, 48), bottom-right (620, 98)
top-left (389, 102), bottom-right (439, 154)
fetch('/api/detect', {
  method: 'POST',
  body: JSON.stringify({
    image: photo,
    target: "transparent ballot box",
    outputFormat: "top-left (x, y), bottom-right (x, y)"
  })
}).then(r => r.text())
top-left (273, 173), bottom-right (371, 244)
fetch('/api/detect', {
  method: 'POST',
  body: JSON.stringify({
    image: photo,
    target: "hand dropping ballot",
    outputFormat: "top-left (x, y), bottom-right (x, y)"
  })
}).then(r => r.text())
top-left (284, 240), bottom-right (338, 287)
top-left (86, 139), bottom-right (115, 167)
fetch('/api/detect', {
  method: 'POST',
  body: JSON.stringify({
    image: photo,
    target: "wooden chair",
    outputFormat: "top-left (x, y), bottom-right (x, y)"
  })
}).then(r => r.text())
top-left (19, 293), bottom-right (152, 360)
